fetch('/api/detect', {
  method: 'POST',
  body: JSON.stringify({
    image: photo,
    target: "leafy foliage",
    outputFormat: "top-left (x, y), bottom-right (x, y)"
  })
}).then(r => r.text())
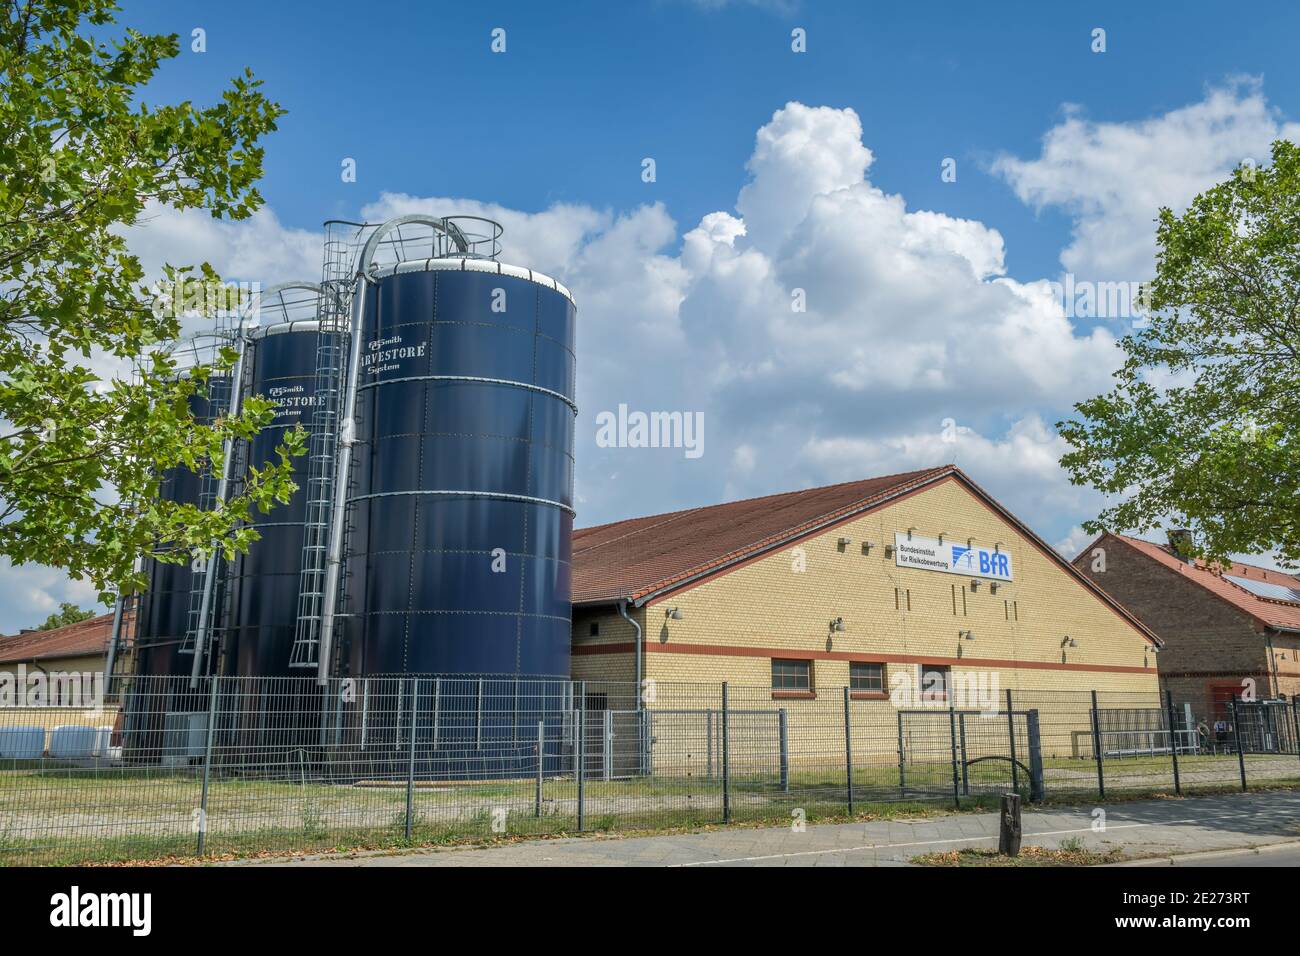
top-left (0, 0), bottom-right (304, 602)
top-left (1059, 140), bottom-right (1300, 566)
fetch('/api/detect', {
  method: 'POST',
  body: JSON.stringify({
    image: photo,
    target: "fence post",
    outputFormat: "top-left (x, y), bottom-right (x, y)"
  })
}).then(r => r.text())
top-left (1026, 709), bottom-right (1045, 802)
top-left (577, 681), bottom-right (586, 832)
top-left (721, 682), bottom-right (731, 824)
top-left (778, 708), bottom-right (789, 792)
top-left (959, 712), bottom-right (969, 796)
top-left (1292, 697), bottom-right (1300, 766)
top-left (535, 719), bottom-right (544, 818)
top-left (843, 686), bottom-right (854, 815)
top-left (947, 701), bottom-right (961, 810)
top-left (1090, 689), bottom-right (1106, 800)
top-left (1230, 699), bottom-right (1247, 792)
top-left (896, 710), bottom-right (906, 794)
top-left (197, 674), bottom-right (219, 857)
top-left (404, 677), bottom-right (418, 842)
top-left (1005, 688), bottom-right (1019, 796)
top-left (1166, 689), bottom-right (1182, 796)
top-left (706, 709), bottom-right (714, 778)
top-left (602, 709), bottom-right (613, 783)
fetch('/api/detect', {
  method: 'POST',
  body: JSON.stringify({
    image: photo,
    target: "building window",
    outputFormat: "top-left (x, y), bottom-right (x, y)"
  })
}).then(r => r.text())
top-left (772, 658), bottom-right (813, 693)
top-left (589, 621), bottom-right (600, 637)
top-left (850, 662), bottom-right (885, 695)
top-left (919, 664), bottom-right (950, 702)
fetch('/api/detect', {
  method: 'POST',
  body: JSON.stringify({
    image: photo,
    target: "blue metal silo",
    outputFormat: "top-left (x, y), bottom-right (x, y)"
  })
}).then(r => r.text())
top-left (344, 262), bottom-right (576, 677)
top-left (288, 216), bottom-right (577, 778)
top-left (130, 383), bottom-right (231, 682)
top-left (221, 310), bottom-right (323, 677)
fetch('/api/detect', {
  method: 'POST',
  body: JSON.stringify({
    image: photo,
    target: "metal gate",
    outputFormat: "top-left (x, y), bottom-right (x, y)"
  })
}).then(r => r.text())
top-left (897, 708), bottom-right (1042, 801)
top-left (1234, 699), bottom-right (1300, 754)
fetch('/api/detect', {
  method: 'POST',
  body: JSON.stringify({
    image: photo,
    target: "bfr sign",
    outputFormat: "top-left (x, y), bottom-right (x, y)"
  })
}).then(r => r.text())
top-left (893, 533), bottom-right (1014, 581)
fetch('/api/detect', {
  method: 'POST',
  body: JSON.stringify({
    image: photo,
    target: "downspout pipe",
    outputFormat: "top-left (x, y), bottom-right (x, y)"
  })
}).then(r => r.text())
top-left (104, 594), bottom-right (125, 686)
top-left (1266, 630), bottom-right (1280, 698)
top-left (617, 600), bottom-right (642, 707)
top-left (189, 335), bottom-right (249, 688)
top-left (617, 599), bottom-right (645, 775)
top-left (316, 272), bottom-right (370, 685)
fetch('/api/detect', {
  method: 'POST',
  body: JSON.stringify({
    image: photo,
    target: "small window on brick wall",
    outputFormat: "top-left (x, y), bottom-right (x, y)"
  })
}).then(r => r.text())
top-left (772, 658), bottom-right (813, 692)
top-left (850, 662), bottom-right (885, 695)
top-left (589, 621), bottom-right (600, 637)
top-left (919, 664), bottom-right (950, 702)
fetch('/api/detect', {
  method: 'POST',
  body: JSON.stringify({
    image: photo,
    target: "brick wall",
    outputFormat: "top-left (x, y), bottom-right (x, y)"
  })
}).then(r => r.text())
top-left (1071, 535), bottom-right (1280, 722)
top-left (571, 477), bottom-right (1160, 713)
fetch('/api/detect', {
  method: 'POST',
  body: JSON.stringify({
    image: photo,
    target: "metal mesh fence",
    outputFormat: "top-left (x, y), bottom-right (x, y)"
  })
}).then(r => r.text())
top-left (2, 674), bottom-right (1299, 865)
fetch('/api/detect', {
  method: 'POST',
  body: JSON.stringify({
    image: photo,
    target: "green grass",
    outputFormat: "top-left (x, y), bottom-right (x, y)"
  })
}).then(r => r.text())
top-left (4, 751), bottom-right (1300, 866)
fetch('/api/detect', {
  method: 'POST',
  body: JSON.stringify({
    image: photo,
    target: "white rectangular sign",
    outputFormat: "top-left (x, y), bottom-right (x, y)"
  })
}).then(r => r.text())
top-left (893, 532), bottom-right (1013, 581)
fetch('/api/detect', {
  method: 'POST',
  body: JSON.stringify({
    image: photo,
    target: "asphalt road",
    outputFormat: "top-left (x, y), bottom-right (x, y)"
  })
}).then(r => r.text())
top-left (1118, 841), bottom-right (1300, 867)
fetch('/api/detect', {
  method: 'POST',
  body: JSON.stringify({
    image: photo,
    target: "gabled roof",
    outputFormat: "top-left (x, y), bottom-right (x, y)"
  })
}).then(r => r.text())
top-left (0, 612), bottom-right (118, 665)
top-left (574, 466), bottom-right (946, 605)
top-left (572, 465), bottom-right (1160, 646)
top-left (1087, 533), bottom-right (1300, 633)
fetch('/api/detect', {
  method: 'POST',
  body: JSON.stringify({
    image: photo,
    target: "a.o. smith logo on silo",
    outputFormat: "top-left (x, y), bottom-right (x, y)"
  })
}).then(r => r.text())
top-left (595, 404), bottom-right (704, 459)
top-left (360, 334), bottom-right (428, 376)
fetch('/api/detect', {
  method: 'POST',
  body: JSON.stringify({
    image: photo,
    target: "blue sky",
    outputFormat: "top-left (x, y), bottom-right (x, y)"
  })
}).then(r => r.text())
top-left (6, 0), bottom-right (1300, 630)
top-left (121, 0), bottom-right (1299, 280)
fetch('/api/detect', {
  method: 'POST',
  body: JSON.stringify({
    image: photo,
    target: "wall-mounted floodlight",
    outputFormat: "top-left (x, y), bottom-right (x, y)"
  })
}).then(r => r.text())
top-left (960, 629), bottom-right (974, 641)
top-left (837, 536), bottom-right (852, 551)
top-left (666, 607), bottom-right (683, 620)
top-left (969, 580), bottom-right (980, 592)
top-left (884, 544), bottom-right (895, 558)
top-left (1060, 636), bottom-right (1077, 648)
top-left (830, 617), bottom-right (845, 632)
top-left (861, 542), bottom-right (874, 555)
top-left (994, 542), bottom-right (1004, 553)
top-left (938, 532), bottom-right (947, 545)
top-left (989, 582), bottom-right (999, 594)
top-left (906, 527), bottom-right (916, 540)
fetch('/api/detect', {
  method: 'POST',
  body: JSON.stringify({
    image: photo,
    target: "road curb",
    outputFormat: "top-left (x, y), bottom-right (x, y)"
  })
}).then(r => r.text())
top-left (1107, 839), bottom-right (1300, 867)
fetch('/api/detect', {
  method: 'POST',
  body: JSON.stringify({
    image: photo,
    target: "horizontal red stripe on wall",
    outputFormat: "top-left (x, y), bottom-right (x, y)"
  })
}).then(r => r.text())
top-left (571, 640), bottom-right (1153, 676)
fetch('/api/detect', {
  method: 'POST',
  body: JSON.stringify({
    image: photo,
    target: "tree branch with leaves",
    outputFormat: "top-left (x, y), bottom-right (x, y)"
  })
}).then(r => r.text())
top-left (0, 0), bottom-right (304, 604)
top-left (1059, 139), bottom-right (1300, 566)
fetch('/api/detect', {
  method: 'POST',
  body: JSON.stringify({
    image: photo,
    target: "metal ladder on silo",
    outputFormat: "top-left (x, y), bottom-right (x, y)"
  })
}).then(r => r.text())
top-left (289, 226), bottom-right (360, 671)
top-left (179, 365), bottom-right (237, 661)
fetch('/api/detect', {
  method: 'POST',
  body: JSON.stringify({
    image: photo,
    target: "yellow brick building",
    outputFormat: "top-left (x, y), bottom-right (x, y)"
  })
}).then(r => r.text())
top-left (0, 612), bottom-right (123, 744)
top-left (571, 466), bottom-right (1160, 735)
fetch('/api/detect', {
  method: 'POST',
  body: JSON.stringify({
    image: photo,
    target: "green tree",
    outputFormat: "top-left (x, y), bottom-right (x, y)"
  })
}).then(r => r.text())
top-left (0, 0), bottom-right (305, 603)
top-left (36, 601), bottom-right (96, 630)
top-left (1059, 139), bottom-right (1300, 566)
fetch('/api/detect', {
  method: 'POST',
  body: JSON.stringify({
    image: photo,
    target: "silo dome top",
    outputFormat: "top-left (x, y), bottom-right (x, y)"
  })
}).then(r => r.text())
top-left (331, 214), bottom-right (575, 304)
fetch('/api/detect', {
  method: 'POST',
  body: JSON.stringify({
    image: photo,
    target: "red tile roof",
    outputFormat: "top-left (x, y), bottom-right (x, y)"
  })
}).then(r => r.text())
top-left (0, 612), bottom-right (118, 664)
top-left (574, 466), bottom-right (948, 605)
top-left (1096, 533), bottom-right (1300, 633)
top-left (572, 466), bottom-right (1160, 645)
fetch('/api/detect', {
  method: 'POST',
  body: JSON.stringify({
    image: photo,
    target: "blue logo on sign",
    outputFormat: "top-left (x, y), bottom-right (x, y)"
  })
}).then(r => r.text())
top-left (950, 546), bottom-right (976, 570)
top-left (952, 545), bottom-right (1010, 578)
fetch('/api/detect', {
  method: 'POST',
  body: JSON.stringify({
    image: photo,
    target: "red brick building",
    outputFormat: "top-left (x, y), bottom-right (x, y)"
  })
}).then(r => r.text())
top-left (1073, 532), bottom-right (1300, 721)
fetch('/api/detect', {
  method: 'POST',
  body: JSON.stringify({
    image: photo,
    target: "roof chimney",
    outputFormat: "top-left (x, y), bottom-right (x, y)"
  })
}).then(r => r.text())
top-left (1166, 528), bottom-right (1195, 562)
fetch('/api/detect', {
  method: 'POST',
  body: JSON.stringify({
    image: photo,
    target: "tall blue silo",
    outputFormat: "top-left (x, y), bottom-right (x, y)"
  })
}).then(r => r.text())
top-left (132, 382), bottom-right (231, 681)
top-left (221, 317), bottom-right (322, 677)
top-left (125, 375), bottom-right (232, 762)
top-left (305, 217), bottom-right (576, 779)
top-left (343, 260), bottom-right (576, 679)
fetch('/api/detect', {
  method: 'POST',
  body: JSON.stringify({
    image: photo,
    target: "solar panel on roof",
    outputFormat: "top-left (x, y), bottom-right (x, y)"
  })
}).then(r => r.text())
top-left (1224, 574), bottom-right (1300, 604)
